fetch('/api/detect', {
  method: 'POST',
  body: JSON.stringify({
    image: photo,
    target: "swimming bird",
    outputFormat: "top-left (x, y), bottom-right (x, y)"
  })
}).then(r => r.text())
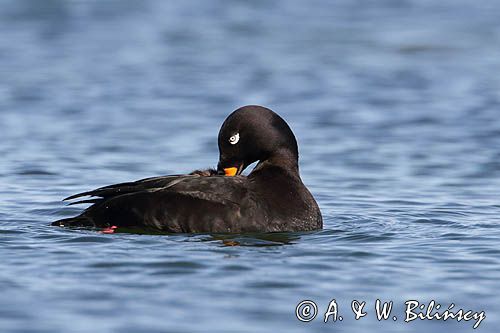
top-left (52, 105), bottom-right (322, 233)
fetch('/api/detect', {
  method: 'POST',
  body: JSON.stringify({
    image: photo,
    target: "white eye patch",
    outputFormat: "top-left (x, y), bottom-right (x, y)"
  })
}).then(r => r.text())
top-left (229, 133), bottom-right (240, 145)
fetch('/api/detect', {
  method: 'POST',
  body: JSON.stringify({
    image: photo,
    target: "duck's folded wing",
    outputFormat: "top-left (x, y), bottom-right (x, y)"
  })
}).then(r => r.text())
top-left (63, 169), bottom-right (217, 204)
top-left (54, 175), bottom-right (254, 232)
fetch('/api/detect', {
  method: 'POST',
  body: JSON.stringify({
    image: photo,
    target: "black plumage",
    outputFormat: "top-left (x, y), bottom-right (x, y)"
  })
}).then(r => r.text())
top-left (52, 105), bottom-right (322, 233)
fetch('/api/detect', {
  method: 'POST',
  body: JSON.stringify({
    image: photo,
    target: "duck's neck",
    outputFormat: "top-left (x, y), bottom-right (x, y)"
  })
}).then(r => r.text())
top-left (251, 148), bottom-right (300, 178)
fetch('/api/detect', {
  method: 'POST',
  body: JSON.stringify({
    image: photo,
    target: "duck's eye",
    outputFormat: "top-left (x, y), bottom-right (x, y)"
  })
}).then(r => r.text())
top-left (229, 133), bottom-right (240, 145)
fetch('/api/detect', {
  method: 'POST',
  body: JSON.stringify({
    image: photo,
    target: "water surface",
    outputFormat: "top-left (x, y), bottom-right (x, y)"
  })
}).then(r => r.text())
top-left (1, 1), bottom-right (500, 332)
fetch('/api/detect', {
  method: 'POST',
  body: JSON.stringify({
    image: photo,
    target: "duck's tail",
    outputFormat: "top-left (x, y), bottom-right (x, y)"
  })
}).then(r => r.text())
top-left (51, 215), bottom-right (95, 228)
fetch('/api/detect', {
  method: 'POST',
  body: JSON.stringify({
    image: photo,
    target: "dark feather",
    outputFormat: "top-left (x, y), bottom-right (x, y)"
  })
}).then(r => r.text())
top-left (67, 198), bottom-right (102, 206)
top-left (63, 169), bottom-right (216, 202)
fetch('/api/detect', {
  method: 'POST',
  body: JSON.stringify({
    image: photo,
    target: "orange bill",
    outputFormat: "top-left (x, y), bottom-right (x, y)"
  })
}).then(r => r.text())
top-left (224, 167), bottom-right (238, 176)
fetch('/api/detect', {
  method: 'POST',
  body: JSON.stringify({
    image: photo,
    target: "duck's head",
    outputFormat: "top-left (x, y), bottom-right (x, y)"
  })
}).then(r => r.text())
top-left (217, 105), bottom-right (299, 176)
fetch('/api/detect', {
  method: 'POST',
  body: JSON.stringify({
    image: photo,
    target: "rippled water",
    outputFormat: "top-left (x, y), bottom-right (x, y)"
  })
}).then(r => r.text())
top-left (1, 1), bottom-right (500, 332)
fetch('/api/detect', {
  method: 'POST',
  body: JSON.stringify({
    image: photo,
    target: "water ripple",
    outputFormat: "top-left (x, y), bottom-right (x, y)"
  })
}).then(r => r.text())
top-left (1, 1), bottom-right (500, 332)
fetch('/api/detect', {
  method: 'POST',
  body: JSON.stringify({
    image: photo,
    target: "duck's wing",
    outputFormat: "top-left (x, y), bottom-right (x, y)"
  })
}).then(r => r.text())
top-left (53, 175), bottom-right (254, 232)
top-left (63, 169), bottom-right (218, 204)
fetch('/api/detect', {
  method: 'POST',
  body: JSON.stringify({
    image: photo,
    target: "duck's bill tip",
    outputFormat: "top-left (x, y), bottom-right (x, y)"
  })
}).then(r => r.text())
top-left (224, 167), bottom-right (238, 176)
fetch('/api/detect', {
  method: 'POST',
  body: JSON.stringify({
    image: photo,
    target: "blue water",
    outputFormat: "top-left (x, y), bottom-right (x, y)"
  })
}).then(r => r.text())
top-left (1, 1), bottom-right (500, 332)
